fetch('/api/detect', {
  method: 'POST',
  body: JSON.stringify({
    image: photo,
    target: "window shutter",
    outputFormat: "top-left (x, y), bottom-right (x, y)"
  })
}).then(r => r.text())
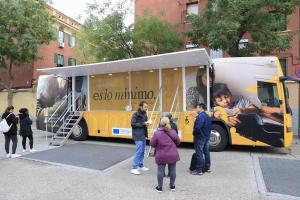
top-left (54, 54), bottom-right (58, 64)
top-left (62, 55), bottom-right (64, 66)
top-left (68, 34), bottom-right (71, 47)
top-left (56, 29), bottom-right (59, 41)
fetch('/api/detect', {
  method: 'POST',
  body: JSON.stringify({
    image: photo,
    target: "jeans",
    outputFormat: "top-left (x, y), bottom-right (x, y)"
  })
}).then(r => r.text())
top-left (132, 139), bottom-right (146, 169)
top-left (157, 163), bottom-right (176, 188)
top-left (4, 134), bottom-right (18, 154)
top-left (22, 135), bottom-right (33, 150)
top-left (194, 137), bottom-right (211, 172)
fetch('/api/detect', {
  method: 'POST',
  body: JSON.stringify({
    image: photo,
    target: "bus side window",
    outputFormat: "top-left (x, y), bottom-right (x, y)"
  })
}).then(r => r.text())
top-left (257, 81), bottom-right (281, 108)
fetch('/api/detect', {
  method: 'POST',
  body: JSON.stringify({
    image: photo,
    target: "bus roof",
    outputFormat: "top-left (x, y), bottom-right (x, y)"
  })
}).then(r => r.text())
top-left (37, 49), bottom-right (211, 77)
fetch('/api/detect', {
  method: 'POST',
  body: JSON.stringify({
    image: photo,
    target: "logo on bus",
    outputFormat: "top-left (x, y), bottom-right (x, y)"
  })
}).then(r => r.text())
top-left (295, 65), bottom-right (300, 78)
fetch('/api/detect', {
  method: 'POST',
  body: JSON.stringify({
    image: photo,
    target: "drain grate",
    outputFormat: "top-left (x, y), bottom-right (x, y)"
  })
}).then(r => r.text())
top-left (21, 143), bottom-right (134, 171)
top-left (259, 157), bottom-right (300, 197)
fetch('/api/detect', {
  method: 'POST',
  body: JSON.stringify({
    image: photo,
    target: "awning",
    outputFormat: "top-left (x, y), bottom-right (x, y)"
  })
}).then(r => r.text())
top-left (37, 49), bottom-right (212, 77)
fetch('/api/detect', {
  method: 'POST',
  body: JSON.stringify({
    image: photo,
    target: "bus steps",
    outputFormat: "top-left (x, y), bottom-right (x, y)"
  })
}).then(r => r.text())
top-left (49, 111), bottom-right (83, 146)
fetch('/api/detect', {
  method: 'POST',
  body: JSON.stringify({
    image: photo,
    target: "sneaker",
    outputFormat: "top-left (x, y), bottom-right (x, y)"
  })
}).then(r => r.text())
top-left (170, 185), bottom-right (176, 192)
top-left (191, 170), bottom-right (203, 176)
top-left (205, 169), bottom-right (211, 173)
top-left (131, 169), bottom-right (141, 175)
top-left (155, 186), bottom-right (163, 193)
top-left (11, 154), bottom-right (21, 158)
top-left (22, 149), bottom-right (26, 153)
top-left (29, 149), bottom-right (37, 152)
top-left (6, 154), bottom-right (11, 158)
top-left (138, 166), bottom-right (149, 171)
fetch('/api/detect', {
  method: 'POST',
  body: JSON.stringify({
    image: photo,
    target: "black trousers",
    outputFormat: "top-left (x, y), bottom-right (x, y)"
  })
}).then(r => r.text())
top-left (4, 134), bottom-right (18, 154)
top-left (22, 135), bottom-right (33, 150)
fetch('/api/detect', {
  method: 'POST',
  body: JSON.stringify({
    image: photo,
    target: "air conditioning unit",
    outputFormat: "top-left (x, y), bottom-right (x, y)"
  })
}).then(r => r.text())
top-left (58, 42), bottom-right (64, 48)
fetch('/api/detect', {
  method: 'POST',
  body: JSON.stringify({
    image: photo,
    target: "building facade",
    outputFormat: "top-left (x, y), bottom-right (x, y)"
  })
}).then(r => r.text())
top-left (0, 5), bottom-right (81, 114)
top-left (135, 0), bottom-right (300, 77)
top-left (135, 0), bottom-right (300, 135)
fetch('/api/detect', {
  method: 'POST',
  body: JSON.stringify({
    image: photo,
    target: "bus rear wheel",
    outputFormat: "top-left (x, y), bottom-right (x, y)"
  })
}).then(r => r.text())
top-left (72, 120), bottom-right (88, 141)
top-left (210, 124), bottom-right (228, 152)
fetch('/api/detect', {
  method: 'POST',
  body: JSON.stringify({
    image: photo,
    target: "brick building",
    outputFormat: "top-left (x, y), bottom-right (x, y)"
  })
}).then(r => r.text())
top-left (0, 5), bottom-right (81, 89)
top-left (135, 0), bottom-right (300, 77)
top-left (135, 0), bottom-right (300, 135)
top-left (0, 5), bottom-right (81, 114)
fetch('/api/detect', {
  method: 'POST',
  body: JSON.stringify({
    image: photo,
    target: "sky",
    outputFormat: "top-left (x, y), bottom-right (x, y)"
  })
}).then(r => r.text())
top-left (50, 0), bottom-right (134, 25)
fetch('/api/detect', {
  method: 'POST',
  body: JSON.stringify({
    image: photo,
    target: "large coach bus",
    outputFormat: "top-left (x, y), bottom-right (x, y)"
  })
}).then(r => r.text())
top-left (36, 49), bottom-right (299, 151)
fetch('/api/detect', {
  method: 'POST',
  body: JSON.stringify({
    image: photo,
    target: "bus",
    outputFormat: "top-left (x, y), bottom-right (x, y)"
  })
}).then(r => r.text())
top-left (36, 49), bottom-right (299, 151)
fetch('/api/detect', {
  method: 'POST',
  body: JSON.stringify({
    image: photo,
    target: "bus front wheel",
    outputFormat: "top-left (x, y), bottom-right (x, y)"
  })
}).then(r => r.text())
top-left (210, 124), bottom-right (228, 152)
top-left (72, 120), bottom-right (88, 141)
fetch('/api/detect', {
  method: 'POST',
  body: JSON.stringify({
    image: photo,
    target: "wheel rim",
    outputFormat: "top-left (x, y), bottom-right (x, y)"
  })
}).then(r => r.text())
top-left (72, 124), bottom-right (82, 137)
top-left (210, 130), bottom-right (221, 147)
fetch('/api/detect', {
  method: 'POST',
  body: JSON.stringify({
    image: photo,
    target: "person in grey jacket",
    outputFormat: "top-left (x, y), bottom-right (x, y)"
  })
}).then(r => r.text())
top-left (130, 100), bottom-right (152, 175)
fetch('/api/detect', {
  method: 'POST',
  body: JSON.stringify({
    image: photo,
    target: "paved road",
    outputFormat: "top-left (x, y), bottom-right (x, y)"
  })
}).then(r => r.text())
top-left (0, 128), bottom-right (299, 200)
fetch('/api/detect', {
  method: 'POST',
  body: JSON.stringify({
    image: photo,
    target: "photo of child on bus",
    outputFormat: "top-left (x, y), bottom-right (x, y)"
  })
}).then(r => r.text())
top-left (212, 83), bottom-right (283, 127)
top-left (212, 82), bottom-right (285, 147)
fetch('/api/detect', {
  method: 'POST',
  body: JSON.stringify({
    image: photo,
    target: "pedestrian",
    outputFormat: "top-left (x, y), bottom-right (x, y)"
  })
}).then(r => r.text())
top-left (150, 117), bottom-right (180, 192)
top-left (1, 106), bottom-right (19, 158)
top-left (19, 108), bottom-right (36, 153)
top-left (130, 100), bottom-right (151, 175)
top-left (165, 113), bottom-right (178, 134)
top-left (191, 103), bottom-right (212, 175)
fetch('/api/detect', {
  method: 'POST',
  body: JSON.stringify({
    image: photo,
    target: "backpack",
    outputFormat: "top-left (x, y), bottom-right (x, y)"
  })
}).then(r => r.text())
top-left (0, 113), bottom-right (13, 133)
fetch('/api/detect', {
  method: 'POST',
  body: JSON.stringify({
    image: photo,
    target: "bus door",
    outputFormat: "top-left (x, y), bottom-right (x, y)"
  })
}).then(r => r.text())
top-left (252, 80), bottom-right (285, 147)
top-left (280, 76), bottom-right (300, 147)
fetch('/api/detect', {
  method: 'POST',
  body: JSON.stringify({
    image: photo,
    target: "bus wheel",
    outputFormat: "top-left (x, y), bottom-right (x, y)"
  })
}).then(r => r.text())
top-left (210, 124), bottom-right (228, 152)
top-left (72, 120), bottom-right (88, 141)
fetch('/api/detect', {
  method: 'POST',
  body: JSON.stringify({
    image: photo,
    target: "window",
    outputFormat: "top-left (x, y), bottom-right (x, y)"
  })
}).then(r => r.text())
top-left (187, 3), bottom-right (199, 15)
top-left (68, 35), bottom-right (76, 48)
top-left (257, 81), bottom-right (280, 107)
top-left (58, 30), bottom-right (64, 43)
top-left (210, 49), bottom-right (223, 58)
top-left (186, 3), bottom-right (199, 21)
top-left (54, 54), bottom-right (64, 67)
top-left (68, 58), bottom-right (76, 66)
top-left (279, 58), bottom-right (287, 76)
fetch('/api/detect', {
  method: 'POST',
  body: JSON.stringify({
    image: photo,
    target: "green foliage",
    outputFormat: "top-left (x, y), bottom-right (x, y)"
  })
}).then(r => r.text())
top-left (133, 14), bottom-right (184, 56)
top-left (76, 1), bottom-right (184, 63)
top-left (188, 0), bottom-right (300, 57)
top-left (77, 11), bottom-right (135, 62)
top-left (0, 0), bottom-right (55, 71)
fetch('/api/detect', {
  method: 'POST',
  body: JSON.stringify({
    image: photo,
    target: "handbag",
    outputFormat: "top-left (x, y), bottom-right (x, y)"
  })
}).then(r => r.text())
top-left (0, 113), bottom-right (13, 133)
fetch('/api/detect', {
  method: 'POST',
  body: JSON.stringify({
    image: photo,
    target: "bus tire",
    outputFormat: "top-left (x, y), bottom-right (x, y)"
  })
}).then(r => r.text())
top-left (210, 124), bottom-right (228, 152)
top-left (71, 120), bottom-right (88, 141)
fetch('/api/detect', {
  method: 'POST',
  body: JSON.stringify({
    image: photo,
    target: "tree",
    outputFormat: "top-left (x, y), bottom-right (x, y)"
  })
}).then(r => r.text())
top-left (76, 11), bottom-right (135, 62)
top-left (76, 0), bottom-right (184, 63)
top-left (0, 0), bottom-right (55, 106)
top-left (133, 13), bottom-right (184, 56)
top-left (75, 0), bottom-right (135, 62)
top-left (188, 0), bottom-right (300, 57)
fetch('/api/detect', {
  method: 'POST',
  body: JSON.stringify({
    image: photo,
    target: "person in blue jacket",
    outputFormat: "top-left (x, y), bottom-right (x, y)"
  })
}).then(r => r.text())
top-left (191, 103), bottom-right (212, 175)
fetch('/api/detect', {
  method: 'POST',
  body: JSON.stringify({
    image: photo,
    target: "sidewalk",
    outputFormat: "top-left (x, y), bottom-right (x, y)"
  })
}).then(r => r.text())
top-left (291, 137), bottom-right (300, 159)
top-left (0, 129), bottom-right (299, 200)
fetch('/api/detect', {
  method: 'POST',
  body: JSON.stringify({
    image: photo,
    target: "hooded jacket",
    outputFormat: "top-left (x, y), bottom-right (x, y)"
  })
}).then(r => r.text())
top-left (1, 112), bottom-right (18, 136)
top-left (19, 113), bottom-right (33, 136)
top-left (131, 108), bottom-right (148, 141)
